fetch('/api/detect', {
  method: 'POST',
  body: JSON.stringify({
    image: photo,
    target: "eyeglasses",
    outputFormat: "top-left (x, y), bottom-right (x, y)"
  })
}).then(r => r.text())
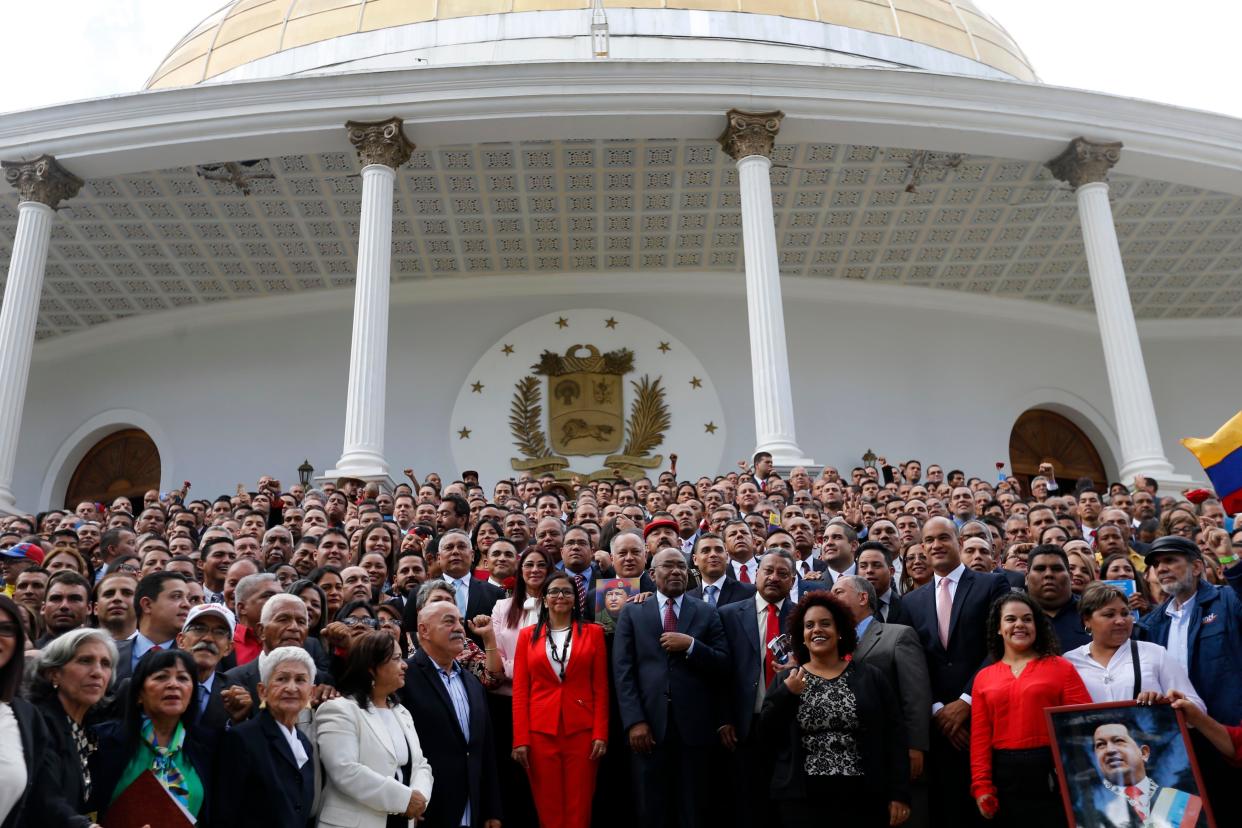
top-left (183, 623), bottom-right (231, 640)
top-left (342, 617), bottom-right (378, 628)
top-left (0, 623), bottom-right (18, 639)
top-left (545, 588), bottom-right (576, 598)
top-left (378, 617), bottom-right (400, 629)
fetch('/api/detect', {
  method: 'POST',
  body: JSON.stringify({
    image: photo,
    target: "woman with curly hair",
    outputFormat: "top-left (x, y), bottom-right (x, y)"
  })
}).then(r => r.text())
top-left (761, 591), bottom-right (910, 828)
top-left (969, 592), bottom-right (1091, 826)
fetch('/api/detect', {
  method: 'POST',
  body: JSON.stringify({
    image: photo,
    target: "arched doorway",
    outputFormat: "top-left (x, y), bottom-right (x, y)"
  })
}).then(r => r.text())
top-left (63, 428), bottom-right (161, 511)
top-left (1009, 409), bottom-right (1108, 493)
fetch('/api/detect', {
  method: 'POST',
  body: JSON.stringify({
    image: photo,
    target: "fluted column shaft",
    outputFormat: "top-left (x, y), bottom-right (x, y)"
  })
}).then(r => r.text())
top-left (0, 202), bottom-right (53, 510)
top-left (329, 118), bottom-right (413, 484)
top-left (0, 155), bottom-right (80, 513)
top-left (1047, 138), bottom-right (1176, 482)
top-left (1077, 181), bottom-right (1175, 479)
top-left (335, 163), bottom-right (395, 477)
top-left (720, 110), bottom-right (812, 466)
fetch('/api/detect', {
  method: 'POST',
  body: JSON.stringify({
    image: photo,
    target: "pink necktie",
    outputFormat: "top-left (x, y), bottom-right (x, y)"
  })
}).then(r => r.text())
top-left (936, 577), bottom-right (952, 649)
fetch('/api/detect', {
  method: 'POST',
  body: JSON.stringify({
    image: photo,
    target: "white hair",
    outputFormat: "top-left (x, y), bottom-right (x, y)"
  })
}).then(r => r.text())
top-left (259, 593), bottom-right (306, 625)
top-left (258, 645), bottom-right (316, 685)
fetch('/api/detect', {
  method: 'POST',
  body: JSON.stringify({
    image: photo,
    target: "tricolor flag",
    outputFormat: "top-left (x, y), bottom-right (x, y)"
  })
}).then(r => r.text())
top-left (1181, 411), bottom-right (1242, 514)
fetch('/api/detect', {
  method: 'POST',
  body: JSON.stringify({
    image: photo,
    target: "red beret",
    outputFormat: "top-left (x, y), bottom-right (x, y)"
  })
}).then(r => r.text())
top-left (643, 517), bottom-right (678, 539)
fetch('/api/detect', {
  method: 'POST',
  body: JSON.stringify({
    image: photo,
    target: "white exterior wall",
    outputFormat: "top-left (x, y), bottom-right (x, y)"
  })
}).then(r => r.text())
top-left (11, 278), bottom-right (1226, 509)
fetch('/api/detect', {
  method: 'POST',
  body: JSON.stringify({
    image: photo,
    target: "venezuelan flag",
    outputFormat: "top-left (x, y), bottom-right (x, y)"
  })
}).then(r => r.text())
top-left (1181, 411), bottom-right (1242, 514)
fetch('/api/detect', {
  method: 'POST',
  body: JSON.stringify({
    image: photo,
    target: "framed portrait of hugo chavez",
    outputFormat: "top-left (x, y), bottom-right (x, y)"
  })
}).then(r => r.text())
top-left (1045, 700), bottom-right (1214, 828)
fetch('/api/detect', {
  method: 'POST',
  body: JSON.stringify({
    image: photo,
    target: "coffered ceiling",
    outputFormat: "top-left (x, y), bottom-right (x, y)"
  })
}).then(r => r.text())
top-left (2, 136), bottom-right (1240, 341)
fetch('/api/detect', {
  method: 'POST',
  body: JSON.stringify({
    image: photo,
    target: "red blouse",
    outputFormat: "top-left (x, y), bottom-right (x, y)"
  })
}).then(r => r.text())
top-left (970, 655), bottom-right (1091, 799)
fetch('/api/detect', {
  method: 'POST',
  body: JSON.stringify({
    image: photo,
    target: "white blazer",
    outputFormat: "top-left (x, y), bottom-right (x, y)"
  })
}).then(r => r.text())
top-left (314, 696), bottom-right (435, 828)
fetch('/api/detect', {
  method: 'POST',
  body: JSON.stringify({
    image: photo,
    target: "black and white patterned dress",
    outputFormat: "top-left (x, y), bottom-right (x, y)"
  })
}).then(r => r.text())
top-left (796, 666), bottom-right (864, 777)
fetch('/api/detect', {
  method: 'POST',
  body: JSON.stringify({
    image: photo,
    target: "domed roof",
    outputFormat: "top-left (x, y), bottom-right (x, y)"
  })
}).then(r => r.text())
top-left (147, 0), bottom-right (1035, 89)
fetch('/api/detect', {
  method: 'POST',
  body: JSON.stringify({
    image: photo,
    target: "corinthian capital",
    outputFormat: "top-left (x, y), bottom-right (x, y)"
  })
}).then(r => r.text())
top-left (1047, 137), bottom-right (1122, 189)
top-left (717, 109), bottom-right (784, 161)
top-left (2, 154), bottom-right (83, 208)
top-left (346, 117), bottom-right (415, 169)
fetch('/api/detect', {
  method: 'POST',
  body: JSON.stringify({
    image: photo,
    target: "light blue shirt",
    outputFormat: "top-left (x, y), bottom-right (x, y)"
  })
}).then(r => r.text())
top-left (855, 614), bottom-right (874, 641)
top-left (436, 661), bottom-right (472, 828)
top-left (131, 632), bottom-right (175, 672)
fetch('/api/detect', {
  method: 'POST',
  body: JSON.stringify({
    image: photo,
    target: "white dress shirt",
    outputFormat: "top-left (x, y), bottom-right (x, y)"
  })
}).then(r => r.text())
top-left (277, 718), bottom-right (310, 768)
top-left (546, 627), bottom-right (573, 680)
top-left (827, 563), bottom-right (857, 583)
top-left (1064, 640), bottom-right (1206, 710)
top-left (700, 575), bottom-right (728, 607)
top-left (753, 594), bottom-right (785, 713)
top-left (731, 558), bottom-right (758, 583)
top-left (0, 703), bottom-right (26, 823)
top-left (1164, 594), bottom-right (1196, 671)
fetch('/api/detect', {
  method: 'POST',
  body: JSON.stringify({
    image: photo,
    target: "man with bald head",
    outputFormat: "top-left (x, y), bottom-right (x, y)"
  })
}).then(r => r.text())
top-left (613, 548), bottom-right (728, 828)
top-left (401, 601), bottom-right (503, 828)
top-left (902, 515), bottom-right (1010, 826)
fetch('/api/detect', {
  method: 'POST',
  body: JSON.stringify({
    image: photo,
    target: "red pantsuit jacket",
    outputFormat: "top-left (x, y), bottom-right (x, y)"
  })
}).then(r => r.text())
top-left (512, 621), bottom-right (609, 745)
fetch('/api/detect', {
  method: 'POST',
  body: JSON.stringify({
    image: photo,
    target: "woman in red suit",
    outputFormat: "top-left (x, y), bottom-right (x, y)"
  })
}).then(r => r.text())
top-left (511, 570), bottom-right (609, 828)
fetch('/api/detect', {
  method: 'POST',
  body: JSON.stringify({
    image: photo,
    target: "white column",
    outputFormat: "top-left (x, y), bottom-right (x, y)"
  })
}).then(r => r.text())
top-left (0, 156), bottom-right (81, 513)
top-left (1048, 138), bottom-right (1183, 484)
top-left (325, 118), bottom-right (413, 487)
top-left (719, 110), bottom-right (813, 466)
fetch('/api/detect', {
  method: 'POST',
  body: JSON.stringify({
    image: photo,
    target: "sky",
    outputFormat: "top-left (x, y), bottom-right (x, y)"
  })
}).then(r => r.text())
top-left (1, 1), bottom-right (1239, 118)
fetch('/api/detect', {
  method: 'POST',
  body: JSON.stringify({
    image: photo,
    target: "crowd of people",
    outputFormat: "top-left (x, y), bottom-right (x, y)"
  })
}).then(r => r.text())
top-left (1, 453), bottom-right (1241, 828)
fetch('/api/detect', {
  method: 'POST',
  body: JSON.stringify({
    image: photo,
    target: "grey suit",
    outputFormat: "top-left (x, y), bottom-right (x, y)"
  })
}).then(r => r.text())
top-left (853, 619), bottom-right (932, 828)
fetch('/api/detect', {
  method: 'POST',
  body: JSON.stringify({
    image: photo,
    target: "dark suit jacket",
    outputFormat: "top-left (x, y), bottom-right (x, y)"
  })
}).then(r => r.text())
top-left (853, 620), bottom-right (932, 752)
top-left (1001, 569), bottom-right (1027, 591)
top-left (877, 590), bottom-right (914, 627)
top-left (690, 577), bottom-right (757, 608)
top-left (612, 593), bottom-right (730, 746)
top-left (212, 710), bottom-right (315, 828)
top-left (30, 696), bottom-right (93, 828)
top-left (762, 661), bottom-right (910, 803)
top-left (903, 567), bottom-right (1010, 703)
top-left (718, 596), bottom-right (792, 741)
top-left (7, 696), bottom-right (86, 828)
top-left (86, 720), bottom-right (214, 825)
top-left (112, 637), bottom-right (135, 682)
top-left (399, 649), bottom-right (503, 828)
top-left (222, 652), bottom-right (333, 712)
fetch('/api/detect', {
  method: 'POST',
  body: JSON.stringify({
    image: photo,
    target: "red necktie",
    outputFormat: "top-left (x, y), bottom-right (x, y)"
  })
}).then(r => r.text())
top-left (1125, 786), bottom-right (1147, 821)
top-left (663, 599), bottom-right (678, 633)
top-left (738, 563), bottom-right (751, 584)
top-left (150, 644), bottom-right (163, 653)
top-left (763, 604), bottom-right (780, 687)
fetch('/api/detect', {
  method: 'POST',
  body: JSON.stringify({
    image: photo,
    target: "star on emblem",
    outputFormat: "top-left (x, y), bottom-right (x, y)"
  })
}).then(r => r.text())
top-left (704, 422), bottom-right (718, 434)
top-left (555, 316), bottom-right (569, 329)
top-left (657, 341), bottom-right (671, 353)
top-left (689, 376), bottom-right (702, 389)
top-left (501, 344), bottom-right (514, 356)
top-left (470, 381), bottom-right (484, 394)
top-left (604, 317), bottom-right (618, 329)
top-left (457, 427), bottom-right (472, 440)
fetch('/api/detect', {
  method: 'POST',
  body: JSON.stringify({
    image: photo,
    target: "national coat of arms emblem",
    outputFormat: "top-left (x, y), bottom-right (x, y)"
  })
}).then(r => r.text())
top-left (509, 344), bottom-right (669, 480)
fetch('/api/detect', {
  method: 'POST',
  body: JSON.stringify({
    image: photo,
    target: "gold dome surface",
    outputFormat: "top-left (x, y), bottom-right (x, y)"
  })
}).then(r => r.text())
top-left (147, 0), bottom-right (1035, 90)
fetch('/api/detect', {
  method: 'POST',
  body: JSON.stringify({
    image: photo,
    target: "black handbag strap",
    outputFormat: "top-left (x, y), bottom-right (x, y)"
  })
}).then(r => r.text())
top-left (1130, 638), bottom-right (1142, 699)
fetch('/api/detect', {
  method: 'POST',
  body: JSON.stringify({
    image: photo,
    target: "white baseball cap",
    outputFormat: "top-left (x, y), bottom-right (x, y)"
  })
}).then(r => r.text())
top-left (183, 602), bottom-right (236, 635)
